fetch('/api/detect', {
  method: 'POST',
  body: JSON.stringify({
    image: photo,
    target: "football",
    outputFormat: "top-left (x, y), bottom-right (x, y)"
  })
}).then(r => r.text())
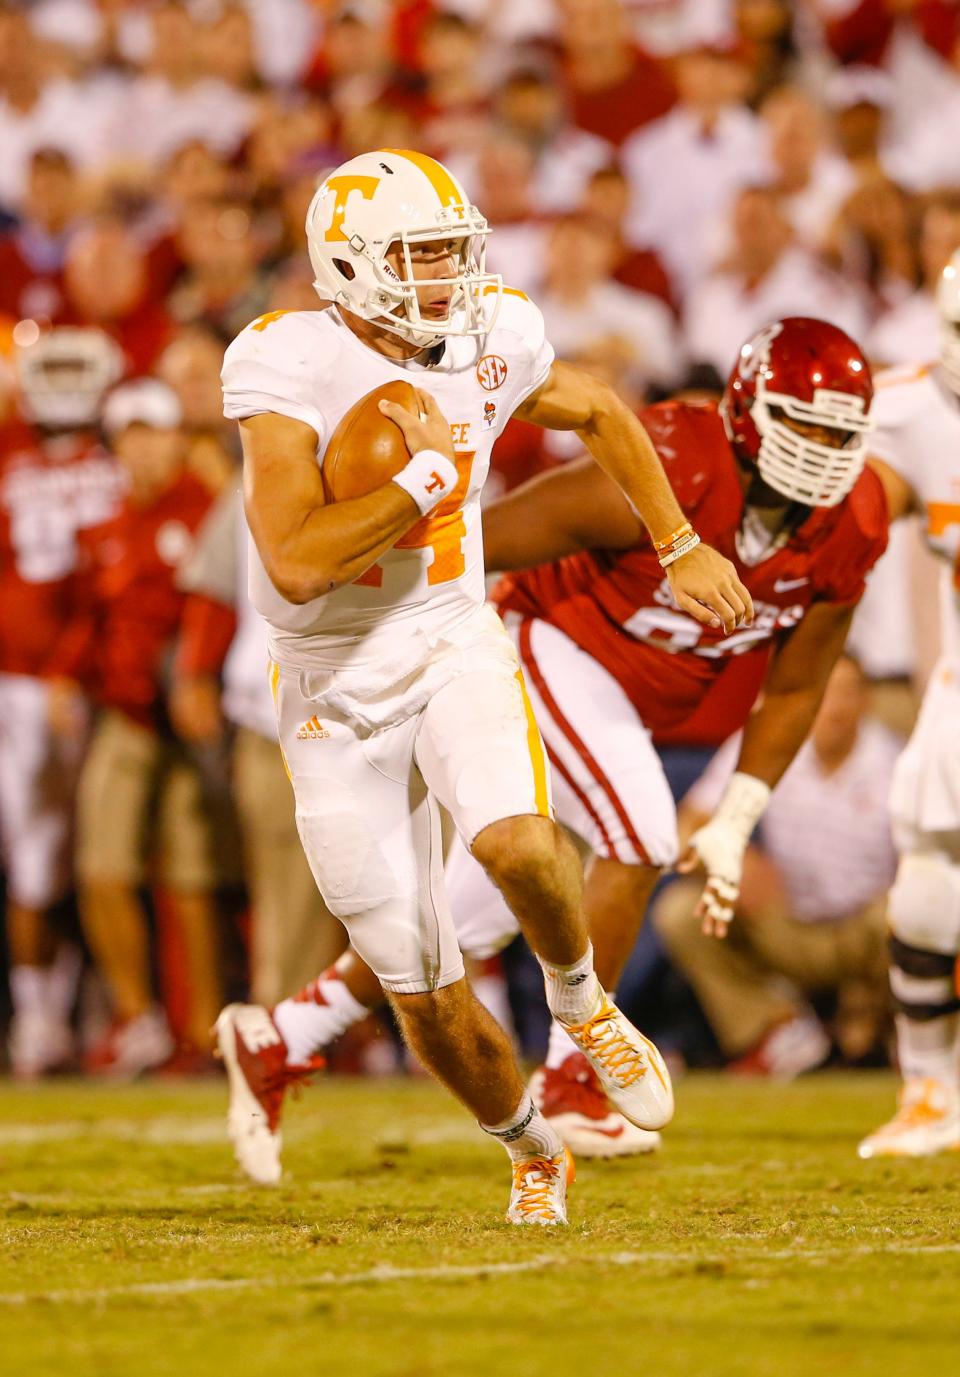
top-left (321, 380), bottom-right (419, 503)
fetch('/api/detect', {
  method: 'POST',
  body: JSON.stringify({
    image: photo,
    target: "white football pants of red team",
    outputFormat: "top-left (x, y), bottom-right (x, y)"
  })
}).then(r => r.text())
top-left (449, 613), bottom-right (679, 960)
top-left (0, 673), bottom-right (88, 910)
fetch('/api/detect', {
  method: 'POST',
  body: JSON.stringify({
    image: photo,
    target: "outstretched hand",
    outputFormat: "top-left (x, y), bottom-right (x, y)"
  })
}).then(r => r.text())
top-left (675, 815), bottom-right (748, 940)
top-left (665, 543), bottom-right (753, 635)
top-left (379, 388), bottom-right (455, 460)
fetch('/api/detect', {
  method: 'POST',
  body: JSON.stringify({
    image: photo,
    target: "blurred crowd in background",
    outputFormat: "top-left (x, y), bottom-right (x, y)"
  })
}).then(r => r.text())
top-left (0, 0), bottom-right (956, 1082)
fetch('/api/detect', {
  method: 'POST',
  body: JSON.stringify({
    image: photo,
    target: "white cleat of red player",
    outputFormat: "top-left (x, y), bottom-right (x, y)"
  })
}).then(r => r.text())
top-left (215, 1003), bottom-right (323, 1185)
top-left (531, 1053), bottom-right (661, 1159)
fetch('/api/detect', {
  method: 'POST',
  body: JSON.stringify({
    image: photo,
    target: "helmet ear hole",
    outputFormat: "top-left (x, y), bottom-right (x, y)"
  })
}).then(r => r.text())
top-left (333, 259), bottom-right (355, 281)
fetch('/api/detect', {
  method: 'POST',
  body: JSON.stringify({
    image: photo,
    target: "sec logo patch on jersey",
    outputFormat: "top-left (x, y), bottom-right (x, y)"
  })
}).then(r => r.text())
top-left (477, 355), bottom-right (508, 391)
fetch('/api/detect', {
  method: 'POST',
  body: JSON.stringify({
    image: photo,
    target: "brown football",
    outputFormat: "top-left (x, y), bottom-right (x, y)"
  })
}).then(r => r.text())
top-left (321, 380), bottom-right (418, 503)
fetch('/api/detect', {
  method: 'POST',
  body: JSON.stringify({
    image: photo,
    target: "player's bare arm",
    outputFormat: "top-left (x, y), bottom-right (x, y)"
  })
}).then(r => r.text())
top-left (514, 360), bottom-right (754, 633)
top-left (680, 600), bottom-right (856, 938)
top-left (240, 391), bottom-right (452, 603)
top-left (483, 456), bottom-right (643, 569)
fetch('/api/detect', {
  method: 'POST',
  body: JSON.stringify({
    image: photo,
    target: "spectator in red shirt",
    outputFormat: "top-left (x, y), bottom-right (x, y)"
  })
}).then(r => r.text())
top-left (557, 0), bottom-right (676, 148)
top-left (47, 380), bottom-right (221, 1077)
top-left (157, 323), bottom-right (240, 498)
top-left (579, 163), bottom-right (677, 312)
top-left (0, 148), bottom-right (80, 327)
top-left (145, 141), bottom-right (234, 300)
top-left (166, 198), bottom-right (271, 339)
top-left (61, 219), bottom-right (175, 376)
top-left (305, 3), bottom-right (392, 140)
top-left (404, 10), bottom-right (490, 159)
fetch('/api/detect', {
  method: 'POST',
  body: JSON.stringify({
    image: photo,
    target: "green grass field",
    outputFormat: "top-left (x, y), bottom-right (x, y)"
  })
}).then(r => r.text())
top-left (1, 1072), bottom-right (958, 1377)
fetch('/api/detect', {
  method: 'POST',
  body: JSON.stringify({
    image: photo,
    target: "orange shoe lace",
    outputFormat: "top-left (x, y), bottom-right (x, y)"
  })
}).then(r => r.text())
top-left (566, 1001), bottom-right (648, 1088)
top-left (511, 1154), bottom-right (564, 1222)
top-left (885, 1080), bottom-right (952, 1132)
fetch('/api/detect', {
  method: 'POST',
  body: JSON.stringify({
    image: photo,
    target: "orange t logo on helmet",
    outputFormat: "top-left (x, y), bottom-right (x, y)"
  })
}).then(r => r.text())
top-left (323, 175), bottom-right (380, 242)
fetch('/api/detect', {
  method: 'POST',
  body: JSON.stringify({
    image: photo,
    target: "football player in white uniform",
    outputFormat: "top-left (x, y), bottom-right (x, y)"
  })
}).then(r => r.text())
top-left (215, 149), bottom-right (751, 1224)
top-left (859, 249), bottom-right (960, 1158)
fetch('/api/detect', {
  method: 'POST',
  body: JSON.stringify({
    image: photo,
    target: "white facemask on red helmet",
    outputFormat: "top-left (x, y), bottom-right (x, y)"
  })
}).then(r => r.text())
top-left (938, 249), bottom-right (960, 395)
top-left (306, 148), bottom-right (502, 349)
top-left (17, 327), bottom-right (125, 431)
top-left (720, 317), bottom-right (874, 508)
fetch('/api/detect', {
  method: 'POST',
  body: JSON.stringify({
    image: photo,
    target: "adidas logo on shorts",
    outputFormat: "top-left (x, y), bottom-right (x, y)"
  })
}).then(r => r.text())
top-left (296, 715), bottom-right (330, 740)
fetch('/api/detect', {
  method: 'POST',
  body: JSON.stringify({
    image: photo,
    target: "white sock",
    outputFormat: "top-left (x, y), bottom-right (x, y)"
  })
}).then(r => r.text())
top-left (47, 944), bottom-right (82, 1023)
top-left (545, 988), bottom-right (617, 1068)
top-left (10, 965), bottom-right (49, 1017)
top-left (539, 943), bottom-right (602, 1027)
top-left (273, 967), bottom-right (369, 1066)
top-left (481, 1091), bottom-right (564, 1163)
top-left (896, 1012), bottom-right (960, 1094)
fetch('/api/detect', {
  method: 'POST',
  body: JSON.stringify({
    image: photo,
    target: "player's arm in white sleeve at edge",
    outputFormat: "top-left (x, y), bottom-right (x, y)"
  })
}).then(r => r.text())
top-left (239, 390), bottom-right (455, 604)
top-left (514, 359), bottom-right (753, 635)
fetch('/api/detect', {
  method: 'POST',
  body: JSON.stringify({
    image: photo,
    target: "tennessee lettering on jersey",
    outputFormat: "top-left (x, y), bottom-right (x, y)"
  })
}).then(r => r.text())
top-left (0, 422), bottom-right (123, 677)
top-left (221, 294), bottom-right (554, 671)
top-left (495, 400), bottom-right (888, 746)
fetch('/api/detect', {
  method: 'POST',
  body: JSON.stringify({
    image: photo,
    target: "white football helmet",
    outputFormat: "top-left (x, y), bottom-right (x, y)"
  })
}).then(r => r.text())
top-left (938, 249), bottom-right (960, 395)
top-left (18, 327), bottom-right (125, 431)
top-left (306, 148), bottom-right (501, 348)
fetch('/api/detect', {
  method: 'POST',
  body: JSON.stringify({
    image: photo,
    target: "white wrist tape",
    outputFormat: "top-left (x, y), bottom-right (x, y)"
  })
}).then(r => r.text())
top-left (712, 771), bottom-right (772, 845)
top-left (391, 449), bottom-right (458, 516)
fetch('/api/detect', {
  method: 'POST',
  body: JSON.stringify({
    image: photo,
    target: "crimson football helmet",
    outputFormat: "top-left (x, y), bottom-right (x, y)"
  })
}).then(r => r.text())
top-left (17, 326), bottom-right (124, 431)
top-left (721, 318), bottom-right (874, 508)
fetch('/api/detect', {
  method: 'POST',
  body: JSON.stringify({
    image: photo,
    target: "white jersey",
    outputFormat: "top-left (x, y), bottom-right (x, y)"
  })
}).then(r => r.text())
top-left (870, 363), bottom-right (960, 667)
top-left (871, 364), bottom-right (960, 837)
top-left (221, 294), bottom-right (553, 675)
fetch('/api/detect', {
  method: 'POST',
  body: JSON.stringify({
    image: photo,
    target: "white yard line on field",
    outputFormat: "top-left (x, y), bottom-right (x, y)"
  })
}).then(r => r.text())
top-left (0, 1118), bottom-right (226, 1146)
top-left (1, 1241), bottom-right (959, 1308)
top-left (0, 1116), bottom-right (482, 1149)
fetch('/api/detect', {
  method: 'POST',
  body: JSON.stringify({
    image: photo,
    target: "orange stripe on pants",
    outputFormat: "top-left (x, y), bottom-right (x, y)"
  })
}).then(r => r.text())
top-left (515, 669), bottom-right (550, 818)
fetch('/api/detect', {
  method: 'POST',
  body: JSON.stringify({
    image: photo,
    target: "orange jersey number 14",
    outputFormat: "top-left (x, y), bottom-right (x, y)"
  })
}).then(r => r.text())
top-left (355, 452), bottom-right (475, 589)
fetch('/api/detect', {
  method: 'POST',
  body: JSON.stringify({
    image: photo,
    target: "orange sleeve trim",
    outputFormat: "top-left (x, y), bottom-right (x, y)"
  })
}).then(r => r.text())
top-left (875, 363), bottom-right (932, 389)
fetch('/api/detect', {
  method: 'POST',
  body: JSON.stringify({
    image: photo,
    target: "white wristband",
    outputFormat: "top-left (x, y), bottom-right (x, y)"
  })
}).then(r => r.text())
top-left (391, 449), bottom-right (458, 516)
top-left (712, 771), bottom-right (772, 845)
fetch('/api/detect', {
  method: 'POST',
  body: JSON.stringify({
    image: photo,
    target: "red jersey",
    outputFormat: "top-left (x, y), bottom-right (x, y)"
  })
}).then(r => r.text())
top-left (0, 232), bottom-right (67, 322)
top-left (494, 400), bottom-right (889, 747)
top-left (49, 472), bottom-right (213, 727)
top-left (0, 421), bottom-right (122, 677)
top-left (564, 47), bottom-right (675, 148)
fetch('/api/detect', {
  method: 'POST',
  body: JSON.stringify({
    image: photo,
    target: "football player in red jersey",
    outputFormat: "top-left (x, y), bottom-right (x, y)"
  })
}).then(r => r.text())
top-left (217, 316), bottom-right (890, 1182)
top-left (0, 327), bottom-right (124, 1077)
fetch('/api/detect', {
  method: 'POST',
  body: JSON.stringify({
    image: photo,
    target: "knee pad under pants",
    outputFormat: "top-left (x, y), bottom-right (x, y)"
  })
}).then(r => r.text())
top-left (888, 852), bottom-right (960, 1020)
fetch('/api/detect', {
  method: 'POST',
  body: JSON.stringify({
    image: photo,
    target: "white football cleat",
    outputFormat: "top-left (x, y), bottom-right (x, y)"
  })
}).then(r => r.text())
top-left (858, 1078), bottom-right (960, 1160)
top-left (215, 1003), bottom-right (323, 1186)
top-left (727, 1013), bottom-right (831, 1080)
top-left (560, 997), bottom-right (674, 1131)
top-left (530, 1054), bottom-right (661, 1159)
top-left (506, 1148), bottom-right (575, 1226)
top-left (8, 1010), bottom-right (73, 1080)
top-left (86, 1007), bottom-right (175, 1079)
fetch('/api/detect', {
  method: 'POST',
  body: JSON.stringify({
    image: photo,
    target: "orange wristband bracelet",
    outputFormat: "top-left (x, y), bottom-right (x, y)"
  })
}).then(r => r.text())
top-left (653, 521), bottom-right (694, 553)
